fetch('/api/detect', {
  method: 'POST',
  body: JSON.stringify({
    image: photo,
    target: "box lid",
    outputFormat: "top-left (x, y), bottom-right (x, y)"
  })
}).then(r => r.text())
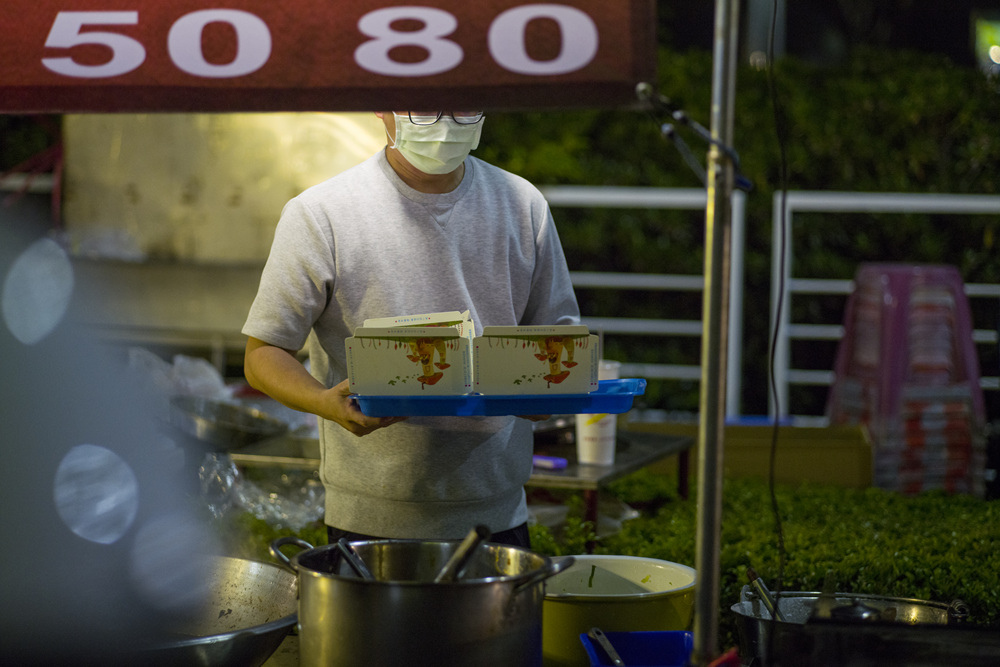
top-left (363, 310), bottom-right (471, 328)
top-left (481, 325), bottom-right (590, 337)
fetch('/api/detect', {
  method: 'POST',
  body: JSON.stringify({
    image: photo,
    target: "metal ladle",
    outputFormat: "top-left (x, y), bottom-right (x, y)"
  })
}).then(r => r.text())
top-left (588, 628), bottom-right (625, 666)
top-left (747, 566), bottom-right (786, 622)
top-left (434, 524), bottom-right (491, 583)
top-left (336, 537), bottom-right (374, 580)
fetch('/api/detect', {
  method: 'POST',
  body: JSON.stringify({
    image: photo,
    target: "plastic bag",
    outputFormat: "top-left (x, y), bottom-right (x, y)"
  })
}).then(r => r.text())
top-left (170, 354), bottom-right (229, 399)
top-left (198, 453), bottom-right (324, 530)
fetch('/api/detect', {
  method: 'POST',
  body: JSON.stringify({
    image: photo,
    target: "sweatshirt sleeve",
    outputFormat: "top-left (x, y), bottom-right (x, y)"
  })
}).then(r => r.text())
top-left (242, 197), bottom-right (336, 351)
top-left (520, 201), bottom-right (581, 327)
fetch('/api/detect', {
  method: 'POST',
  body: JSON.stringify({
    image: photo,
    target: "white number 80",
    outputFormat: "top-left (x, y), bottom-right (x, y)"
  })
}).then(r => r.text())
top-left (355, 4), bottom-right (598, 77)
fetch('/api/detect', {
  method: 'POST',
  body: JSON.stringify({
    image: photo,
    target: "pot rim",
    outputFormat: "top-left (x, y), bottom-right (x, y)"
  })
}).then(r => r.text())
top-left (544, 554), bottom-right (697, 601)
top-left (730, 591), bottom-right (953, 614)
top-left (293, 568), bottom-right (544, 587)
top-left (145, 613), bottom-right (298, 650)
top-left (288, 539), bottom-right (556, 588)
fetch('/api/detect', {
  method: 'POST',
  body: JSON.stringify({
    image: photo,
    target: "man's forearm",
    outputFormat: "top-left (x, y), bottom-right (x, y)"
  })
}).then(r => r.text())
top-left (244, 339), bottom-right (326, 416)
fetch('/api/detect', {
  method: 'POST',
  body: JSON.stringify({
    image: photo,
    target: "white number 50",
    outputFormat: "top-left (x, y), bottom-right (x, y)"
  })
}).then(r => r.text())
top-left (41, 10), bottom-right (270, 79)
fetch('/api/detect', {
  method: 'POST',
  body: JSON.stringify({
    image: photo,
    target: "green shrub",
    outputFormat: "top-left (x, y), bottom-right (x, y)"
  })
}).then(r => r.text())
top-left (480, 47), bottom-right (1000, 416)
top-left (530, 470), bottom-right (1000, 649)
top-left (224, 468), bottom-right (999, 650)
top-left (216, 511), bottom-right (328, 564)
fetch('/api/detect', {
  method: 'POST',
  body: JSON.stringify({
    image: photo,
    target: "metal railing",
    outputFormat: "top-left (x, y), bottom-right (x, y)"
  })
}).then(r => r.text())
top-left (22, 171), bottom-right (996, 423)
top-left (539, 185), bottom-right (747, 417)
top-left (770, 191), bottom-right (1000, 421)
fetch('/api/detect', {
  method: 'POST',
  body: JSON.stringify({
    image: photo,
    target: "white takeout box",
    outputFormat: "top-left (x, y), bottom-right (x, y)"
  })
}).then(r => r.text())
top-left (346, 311), bottom-right (474, 395)
top-left (474, 325), bottom-right (599, 395)
top-left (362, 310), bottom-right (474, 333)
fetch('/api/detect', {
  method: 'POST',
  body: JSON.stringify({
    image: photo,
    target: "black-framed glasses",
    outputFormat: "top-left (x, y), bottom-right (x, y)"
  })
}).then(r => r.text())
top-left (404, 111), bottom-right (484, 125)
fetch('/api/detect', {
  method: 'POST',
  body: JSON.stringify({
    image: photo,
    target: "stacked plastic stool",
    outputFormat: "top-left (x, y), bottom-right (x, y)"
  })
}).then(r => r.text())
top-left (827, 263), bottom-right (986, 495)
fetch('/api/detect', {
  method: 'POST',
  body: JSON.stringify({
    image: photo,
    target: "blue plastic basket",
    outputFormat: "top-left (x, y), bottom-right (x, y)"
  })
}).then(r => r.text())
top-left (580, 630), bottom-right (693, 667)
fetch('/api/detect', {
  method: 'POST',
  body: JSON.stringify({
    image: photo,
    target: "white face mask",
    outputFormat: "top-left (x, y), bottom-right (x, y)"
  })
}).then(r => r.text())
top-left (389, 113), bottom-right (483, 175)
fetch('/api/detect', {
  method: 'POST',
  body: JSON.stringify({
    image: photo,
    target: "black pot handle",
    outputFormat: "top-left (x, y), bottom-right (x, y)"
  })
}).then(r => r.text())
top-left (269, 536), bottom-right (315, 573)
top-left (948, 599), bottom-right (970, 623)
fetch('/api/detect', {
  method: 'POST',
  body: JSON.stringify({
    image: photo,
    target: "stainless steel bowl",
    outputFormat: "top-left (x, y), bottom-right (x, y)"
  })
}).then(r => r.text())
top-left (170, 396), bottom-right (288, 449)
top-left (731, 587), bottom-right (967, 666)
top-left (143, 556), bottom-right (298, 667)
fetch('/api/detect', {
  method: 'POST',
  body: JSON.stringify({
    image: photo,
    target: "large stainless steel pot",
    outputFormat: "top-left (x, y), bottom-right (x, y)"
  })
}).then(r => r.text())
top-left (730, 586), bottom-right (968, 667)
top-left (142, 555), bottom-right (298, 667)
top-left (271, 537), bottom-right (574, 667)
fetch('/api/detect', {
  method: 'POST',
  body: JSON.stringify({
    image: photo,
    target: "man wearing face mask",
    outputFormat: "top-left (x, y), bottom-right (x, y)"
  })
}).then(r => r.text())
top-left (242, 111), bottom-right (580, 547)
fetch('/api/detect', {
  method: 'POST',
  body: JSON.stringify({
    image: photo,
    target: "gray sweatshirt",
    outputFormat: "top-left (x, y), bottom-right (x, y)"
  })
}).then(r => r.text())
top-left (243, 150), bottom-right (579, 538)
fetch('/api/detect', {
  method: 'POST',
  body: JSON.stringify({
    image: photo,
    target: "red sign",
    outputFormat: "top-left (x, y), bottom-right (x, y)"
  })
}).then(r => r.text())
top-left (1, 0), bottom-right (656, 112)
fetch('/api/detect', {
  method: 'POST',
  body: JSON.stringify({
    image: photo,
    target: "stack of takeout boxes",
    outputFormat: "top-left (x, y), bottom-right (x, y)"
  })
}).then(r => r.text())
top-left (346, 310), bottom-right (599, 396)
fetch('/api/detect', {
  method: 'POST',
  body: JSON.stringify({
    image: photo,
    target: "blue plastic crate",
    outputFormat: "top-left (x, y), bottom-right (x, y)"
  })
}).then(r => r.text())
top-left (580, 630), bottom-right (693, 667)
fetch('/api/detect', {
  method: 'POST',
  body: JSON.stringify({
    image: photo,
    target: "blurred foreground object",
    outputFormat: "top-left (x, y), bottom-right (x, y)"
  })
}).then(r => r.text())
top-left (0, 220), bottom-right (214, 664)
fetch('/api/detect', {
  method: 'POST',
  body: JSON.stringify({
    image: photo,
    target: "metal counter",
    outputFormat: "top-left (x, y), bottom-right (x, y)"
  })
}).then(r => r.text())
top-left (231, 429), bottom-right (693, 530)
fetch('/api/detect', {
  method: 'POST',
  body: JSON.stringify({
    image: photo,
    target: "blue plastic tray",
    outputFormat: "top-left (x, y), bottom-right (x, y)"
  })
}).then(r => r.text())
top-left (355, 378), bottom-right (646, 417)
top-left (580, 630), bottom-right (693, 667)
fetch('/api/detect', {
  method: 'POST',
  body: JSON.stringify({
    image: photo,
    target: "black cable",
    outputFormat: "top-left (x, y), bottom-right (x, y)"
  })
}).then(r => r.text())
top-left (671, 110), bottom-right (745, 179)
top-left (765, 0), bottom-right (790, 664)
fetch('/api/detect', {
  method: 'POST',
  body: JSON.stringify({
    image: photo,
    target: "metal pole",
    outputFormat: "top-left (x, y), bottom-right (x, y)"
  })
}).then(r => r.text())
top-left (693, 0), bottom-right (740, 663)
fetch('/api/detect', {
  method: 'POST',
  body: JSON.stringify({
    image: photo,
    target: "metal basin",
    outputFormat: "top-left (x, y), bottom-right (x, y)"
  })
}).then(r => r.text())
top-left (170, 396), bottom-right (288, 449)
top-left (143, 556), bottom-right (298, 667)
top-left (731, 587), bottom-right (966, 667)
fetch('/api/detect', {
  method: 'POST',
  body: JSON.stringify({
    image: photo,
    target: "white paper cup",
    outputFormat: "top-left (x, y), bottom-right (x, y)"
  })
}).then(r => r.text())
top-left (595, 360), bottom-right (621, 382)
top-left (575, 360), bottom-right (621, 466)
top-left (575, 413), bottom-right (617, 465)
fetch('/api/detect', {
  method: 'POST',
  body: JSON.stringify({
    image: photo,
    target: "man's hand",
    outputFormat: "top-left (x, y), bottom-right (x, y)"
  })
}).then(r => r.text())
top-left (320, 379), bottom-right (407, 436)
top-left (244, 337), bottom-right (404, 437)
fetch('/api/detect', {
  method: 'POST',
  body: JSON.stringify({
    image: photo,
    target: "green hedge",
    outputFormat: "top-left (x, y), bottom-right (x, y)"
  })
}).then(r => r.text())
top-left (231, 472), bottom-right (1000, 650)
top-left (479, 47), bottom-right (1000, 415)
top-left (529, 471), bottom-right (1000, 648)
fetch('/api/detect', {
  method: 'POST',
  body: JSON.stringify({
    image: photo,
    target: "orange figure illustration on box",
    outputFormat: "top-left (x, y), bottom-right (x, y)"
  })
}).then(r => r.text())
top-left (534, 336), bottom-right (578, 386)
top-left (406, 338), bottom-right (451, 387)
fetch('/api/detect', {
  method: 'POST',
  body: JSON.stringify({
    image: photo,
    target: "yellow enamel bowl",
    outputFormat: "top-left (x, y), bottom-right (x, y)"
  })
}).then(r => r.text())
top-left (542, 555), bottom-right (696, 667)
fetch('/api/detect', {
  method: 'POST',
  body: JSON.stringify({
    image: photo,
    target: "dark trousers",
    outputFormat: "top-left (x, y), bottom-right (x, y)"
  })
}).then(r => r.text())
top-left (327, 522), bottom-right (531, 549)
